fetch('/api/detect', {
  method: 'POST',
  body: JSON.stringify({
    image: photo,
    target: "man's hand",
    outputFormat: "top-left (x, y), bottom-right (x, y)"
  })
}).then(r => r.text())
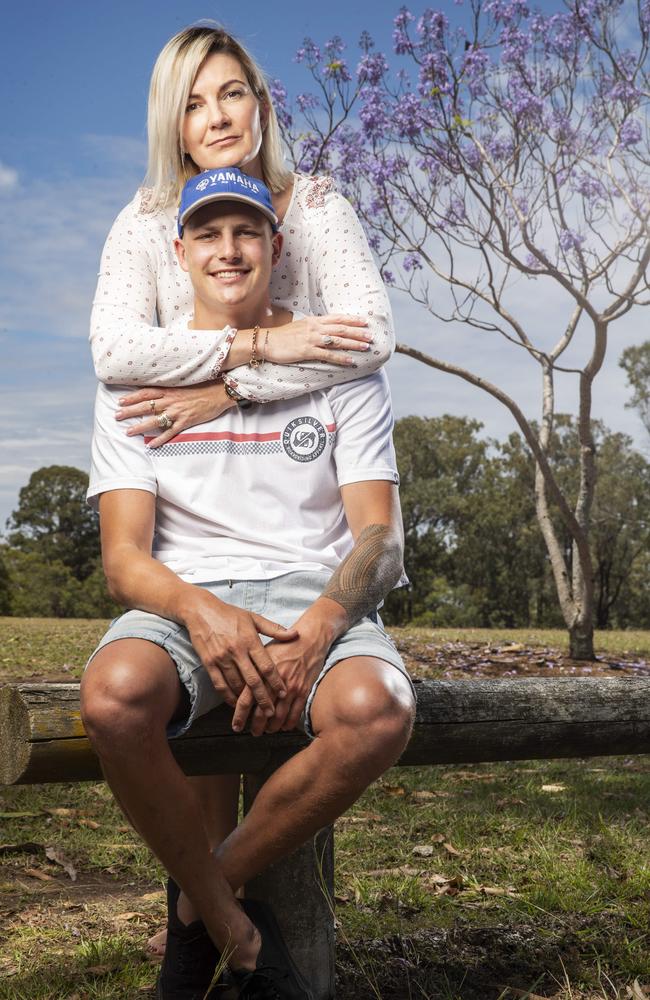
top-left (182, 589), bottom-right (297, 717)
top-left (231, 597), bottom-right (347, 735)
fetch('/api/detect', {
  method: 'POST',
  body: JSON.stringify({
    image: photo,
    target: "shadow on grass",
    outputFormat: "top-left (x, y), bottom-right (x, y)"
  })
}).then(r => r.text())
top-left (336, 922), bottom-right (599, 1000)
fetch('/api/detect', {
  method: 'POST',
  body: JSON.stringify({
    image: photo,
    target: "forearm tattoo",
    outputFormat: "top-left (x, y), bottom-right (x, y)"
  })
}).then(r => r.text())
top-left (322, 523), bottom-right (403, 626)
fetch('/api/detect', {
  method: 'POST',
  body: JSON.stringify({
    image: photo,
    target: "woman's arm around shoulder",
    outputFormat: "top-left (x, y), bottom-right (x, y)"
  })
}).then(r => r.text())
top-left (90, 190), bottom-right (237, 387)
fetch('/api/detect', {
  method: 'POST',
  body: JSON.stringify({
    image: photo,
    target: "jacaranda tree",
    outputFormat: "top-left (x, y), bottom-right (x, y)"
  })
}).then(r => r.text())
top-left (274, 0), bottom-right (650, 658)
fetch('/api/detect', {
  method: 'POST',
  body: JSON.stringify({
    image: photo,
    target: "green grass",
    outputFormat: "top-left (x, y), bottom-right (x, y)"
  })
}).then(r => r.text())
top-left (1, 620), bottom-right (650, 998)
top-left (0, 617), bottom-right (109, 682)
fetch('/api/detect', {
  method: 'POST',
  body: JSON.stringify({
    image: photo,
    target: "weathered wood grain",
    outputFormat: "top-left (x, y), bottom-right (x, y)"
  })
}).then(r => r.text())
top-left (3, 676), bottom-right (650, 785)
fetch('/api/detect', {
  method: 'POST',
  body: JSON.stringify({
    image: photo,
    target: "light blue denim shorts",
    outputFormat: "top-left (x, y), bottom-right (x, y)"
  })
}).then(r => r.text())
top-left (87, 570), bottom-right (414, 739)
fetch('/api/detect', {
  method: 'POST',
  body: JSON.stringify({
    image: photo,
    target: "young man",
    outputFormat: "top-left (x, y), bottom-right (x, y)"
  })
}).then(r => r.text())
top-left (81, 168), bottom-right (416, 1000)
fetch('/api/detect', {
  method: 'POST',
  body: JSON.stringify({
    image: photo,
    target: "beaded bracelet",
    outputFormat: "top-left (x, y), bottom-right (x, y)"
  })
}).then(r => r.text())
top-left (249, 325), bottom-right (261, 368)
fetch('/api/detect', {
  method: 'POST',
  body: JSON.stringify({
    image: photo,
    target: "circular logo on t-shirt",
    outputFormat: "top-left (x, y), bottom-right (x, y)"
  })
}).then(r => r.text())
top-left (282, 416), bottom-right (327, 462)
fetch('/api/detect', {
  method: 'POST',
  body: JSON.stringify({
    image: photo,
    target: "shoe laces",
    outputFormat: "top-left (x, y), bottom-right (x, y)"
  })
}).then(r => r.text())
top-left (238, 965), bottom-right (291, 1000)
top-left (172, 928), bottom-right (214, 978)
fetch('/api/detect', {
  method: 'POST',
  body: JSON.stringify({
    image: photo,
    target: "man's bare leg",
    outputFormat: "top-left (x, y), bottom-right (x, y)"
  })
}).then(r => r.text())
top-left (214, 657), bottom-right (415, 923)
top-left (80, 639), bottom-right (262, 967)
top-left (148, 773), bottom-right (241, 952)
top-left (82, 645), bottom-right (413, 972)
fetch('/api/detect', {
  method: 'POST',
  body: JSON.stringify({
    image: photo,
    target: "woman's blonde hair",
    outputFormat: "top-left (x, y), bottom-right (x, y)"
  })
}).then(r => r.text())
top-left (144, 23), bottom-right (292, 210)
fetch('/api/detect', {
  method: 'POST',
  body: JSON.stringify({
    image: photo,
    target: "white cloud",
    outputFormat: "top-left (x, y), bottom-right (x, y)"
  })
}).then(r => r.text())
top-left (0, 136), bottom-right (143, 341)
top-left (82, 134), bottom-right (147, 170)
top-left (0, 161), bottom-right (18, 190)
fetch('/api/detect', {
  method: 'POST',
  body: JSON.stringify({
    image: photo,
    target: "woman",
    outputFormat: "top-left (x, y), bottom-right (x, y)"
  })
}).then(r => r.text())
top-left (92, 24), bottom-right (393, 447)
top-left (90, 21), bottom-right (394, 968)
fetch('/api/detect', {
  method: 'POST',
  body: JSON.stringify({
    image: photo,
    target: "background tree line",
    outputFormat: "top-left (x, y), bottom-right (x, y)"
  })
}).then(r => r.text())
top-left (1, 410), bottom-right (648, 629)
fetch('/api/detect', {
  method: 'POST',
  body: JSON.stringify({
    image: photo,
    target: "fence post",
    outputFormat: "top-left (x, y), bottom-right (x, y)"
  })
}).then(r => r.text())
top-left (243, 765), bottom-right (336, 1000)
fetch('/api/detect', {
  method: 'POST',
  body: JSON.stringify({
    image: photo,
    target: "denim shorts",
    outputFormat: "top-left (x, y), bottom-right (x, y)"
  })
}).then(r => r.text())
top-left (87, 570), bottom-right (414, 739)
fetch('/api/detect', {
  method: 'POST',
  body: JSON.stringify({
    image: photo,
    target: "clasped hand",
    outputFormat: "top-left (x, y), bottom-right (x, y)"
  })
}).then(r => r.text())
top-left (231, 625), bottom-right (330, 737)
top-left (184, 591), bottom-right (297, 719)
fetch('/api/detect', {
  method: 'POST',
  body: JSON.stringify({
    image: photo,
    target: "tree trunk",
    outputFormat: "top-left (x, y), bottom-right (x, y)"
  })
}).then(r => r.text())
top-left (569, 622), bottom-right (595, 660)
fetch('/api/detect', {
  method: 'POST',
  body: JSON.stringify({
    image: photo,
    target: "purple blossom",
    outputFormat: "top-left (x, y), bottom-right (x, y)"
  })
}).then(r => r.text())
top-left (574, 173), bottom-right (606, 201)
top-left (417, 9), bottom-right (449, 46)
top-left (359, 30), bottom-right (374, 53)
top-left (539, 12), bottom-right (581, 58)
top-left (403, 254), bottom-right (423, 272)
top-left (357, 51), bottom-right (389, 86)
top-left (417, 155), bottom-right (441, 181)
top-left (359, 85), bottom-right (389, 138)
top-left (296, 133), bottom-right (331, 174)
top-left (606, 76), bottom-right (642, 103)
top-left (296, 92), bottom-right (320, 113)
top-left (447, 197), bottom-right (467, 223)
top-left (393, 6), bottom-right (414, 54)
top-left (462, 142), bottom-right (483, 171)
top-left (322, 36), bottom-right (351, 80)
top-left (559, 229), bottom-right (586, 252)
top-left (268, 79), bottom-right (292, 130)
top-left (324, 35), bottom-right (346, 59)
top-left (329, 126), bottom-right (369, 185)
top-left (323, 58), bottom-right (351, 82)
top-left (485, 0), bottom-right (530, 26)
top-left (462, 46), bottom-right (489, 98)
top-left (501, 26), bottom-right (531, 64)
top-left (294, 38), bottom-right (321, 66)
top-left (418, 50), bottom-right (451, 96)
top-left (382, 269), bottom-right (395, 285)
top-left (525, 252), bottom-right (545, 270)
top-left (366, 154), bottom-right (407, 189)
top-left (504, 83), bottom-right (544, 126)
top-left (549, 111), bottom-right (580, 146)
top-left (394, 93), bottom-right (424, 138)
top-left (486, 133), bottom-right (514, 161)
top-left (619, 118), bottom-right (643, 148)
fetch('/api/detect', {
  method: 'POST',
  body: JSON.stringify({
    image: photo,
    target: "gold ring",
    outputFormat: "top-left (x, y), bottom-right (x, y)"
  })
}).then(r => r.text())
top-left (149, 399), bottom-right (156, 414)
top-left (157, 412), bottom-right (173, 431)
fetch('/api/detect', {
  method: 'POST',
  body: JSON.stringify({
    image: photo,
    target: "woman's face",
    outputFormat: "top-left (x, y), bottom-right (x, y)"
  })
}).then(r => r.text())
top-left (182, 53), bottom-right (265, 177)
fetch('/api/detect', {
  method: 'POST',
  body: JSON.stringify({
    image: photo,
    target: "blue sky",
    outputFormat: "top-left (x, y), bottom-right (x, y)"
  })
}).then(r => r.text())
top-left (1, 0), bottom-right (647, 532)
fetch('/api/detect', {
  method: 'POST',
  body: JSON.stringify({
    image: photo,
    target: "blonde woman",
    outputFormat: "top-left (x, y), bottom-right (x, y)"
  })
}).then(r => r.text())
top-left (92, 24), bottom-right (393, 445)
top-left (90, 21), bottom-right (395, 997)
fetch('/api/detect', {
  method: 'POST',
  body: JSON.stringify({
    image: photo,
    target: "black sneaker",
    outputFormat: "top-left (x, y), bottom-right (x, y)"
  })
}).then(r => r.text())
top-left (231, 898), bottom-right (314, 1000)
top-left (155, 877), bottom-right (222, 1000)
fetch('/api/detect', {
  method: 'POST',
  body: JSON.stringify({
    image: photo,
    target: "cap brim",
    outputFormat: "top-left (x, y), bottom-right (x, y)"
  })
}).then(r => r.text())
top-left (179, 191), bottom-right (278, 230)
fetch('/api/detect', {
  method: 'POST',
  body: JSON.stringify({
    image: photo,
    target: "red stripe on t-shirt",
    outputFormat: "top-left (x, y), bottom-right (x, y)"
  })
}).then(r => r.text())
top-left (326, 423), bottom-right (336, 432)
top-left (144, 430), bottom-right (281, 444)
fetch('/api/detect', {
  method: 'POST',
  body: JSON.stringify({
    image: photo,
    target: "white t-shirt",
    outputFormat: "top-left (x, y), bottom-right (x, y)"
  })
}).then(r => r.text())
top-left (90, 174), bottom-right (394, 399)
top-left (87, 371), bottom-right (400, 583)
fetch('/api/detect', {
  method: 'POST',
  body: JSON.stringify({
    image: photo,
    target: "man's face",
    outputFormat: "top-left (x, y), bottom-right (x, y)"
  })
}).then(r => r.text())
top-left (175, 201), bottom-right (281, 311)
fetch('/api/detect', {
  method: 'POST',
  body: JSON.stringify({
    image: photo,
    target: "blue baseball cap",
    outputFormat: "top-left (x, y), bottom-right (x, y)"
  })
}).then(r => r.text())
top-left (178, 168), bottom-right (278, 236)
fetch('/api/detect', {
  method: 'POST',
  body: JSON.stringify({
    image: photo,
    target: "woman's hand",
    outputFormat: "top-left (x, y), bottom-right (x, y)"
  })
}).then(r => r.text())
top-left (116, 381), bottom-right (234, 448)
top-left (262, 314), bottom-right (373, 367)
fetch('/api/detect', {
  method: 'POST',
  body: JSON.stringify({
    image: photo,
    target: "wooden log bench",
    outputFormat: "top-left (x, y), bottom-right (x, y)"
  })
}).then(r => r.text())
top-left (2, 676), bottom-right (650, 999)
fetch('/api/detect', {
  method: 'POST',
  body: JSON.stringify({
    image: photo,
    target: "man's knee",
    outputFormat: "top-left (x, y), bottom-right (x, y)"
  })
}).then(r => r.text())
top-left (80, 641), bottom-right (180, 751)
top-left (314, 658), bottom-right (415, 762)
